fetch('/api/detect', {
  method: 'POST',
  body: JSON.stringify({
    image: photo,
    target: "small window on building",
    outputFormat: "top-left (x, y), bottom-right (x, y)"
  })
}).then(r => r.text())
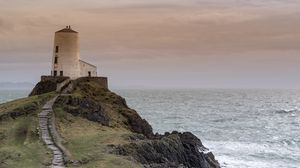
top-left (88, 71), bottom-right (91, 77)
top-left (53, 70), bottom-right (57, 76)
top-left (60, 71), bottom-right (63, 76)
top-left (54, 57), bottom-right (58, 64)
top-left (55, 46), bottom-right (59, 53)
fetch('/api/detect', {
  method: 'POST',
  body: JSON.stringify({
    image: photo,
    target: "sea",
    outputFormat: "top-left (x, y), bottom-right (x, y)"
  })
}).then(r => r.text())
top-left (1, 89), bottom-right (300, 168)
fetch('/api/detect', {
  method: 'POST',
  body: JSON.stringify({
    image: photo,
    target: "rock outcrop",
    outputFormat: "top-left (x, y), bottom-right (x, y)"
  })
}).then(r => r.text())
top-left (29, 80), bottom-right (57, 96)
top-left (114, 131), bottom-right (219, 168)
top-left (29, 76), bottom-right (69, 96)
top-left (54, 95), bottom-right (110, 126)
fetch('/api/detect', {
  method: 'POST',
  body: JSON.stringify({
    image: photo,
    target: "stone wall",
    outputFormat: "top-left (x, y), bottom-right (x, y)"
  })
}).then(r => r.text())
top-left (41, 76), bottom-right (108, 89)
top-left (72, 77), bottom-right (108, 89)
top-left (41, 76), bottom-right (70, 83)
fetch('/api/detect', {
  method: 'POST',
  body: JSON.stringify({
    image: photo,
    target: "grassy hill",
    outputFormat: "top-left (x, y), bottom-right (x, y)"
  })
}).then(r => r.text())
top-left (0, 93), bottom-right (54, 167)
top-left (0, 80), bottom-right (219, 168)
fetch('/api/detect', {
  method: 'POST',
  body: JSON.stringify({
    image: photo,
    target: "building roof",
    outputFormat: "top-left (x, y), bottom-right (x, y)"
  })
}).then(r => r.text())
top-left (56, 26), bottom-right (78, 33)
top-left (79, 60), bottom-right (97, 68)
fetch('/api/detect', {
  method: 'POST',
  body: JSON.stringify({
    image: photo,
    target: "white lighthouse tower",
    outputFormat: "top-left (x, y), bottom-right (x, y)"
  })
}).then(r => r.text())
top-left (51, 26), bottom-right (97, 79)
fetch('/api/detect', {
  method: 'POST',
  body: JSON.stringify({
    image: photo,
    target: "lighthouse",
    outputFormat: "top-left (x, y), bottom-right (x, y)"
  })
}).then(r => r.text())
top-left (51, 26), bottom-right (97, 79)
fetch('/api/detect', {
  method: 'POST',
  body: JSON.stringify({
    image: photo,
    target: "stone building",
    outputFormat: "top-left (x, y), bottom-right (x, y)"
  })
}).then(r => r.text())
top-left (51, 26), bottom-right (97, 79)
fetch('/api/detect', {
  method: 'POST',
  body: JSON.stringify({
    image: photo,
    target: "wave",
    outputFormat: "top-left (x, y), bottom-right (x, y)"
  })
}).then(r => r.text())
top-left (275, 109), bottom-right (299, 114)
top-left (212, 118), bottom-right (238, 123)
top-left (204, 140), bottom-right (300, 168)
top-left (198, 146), bottom-right (210, 154)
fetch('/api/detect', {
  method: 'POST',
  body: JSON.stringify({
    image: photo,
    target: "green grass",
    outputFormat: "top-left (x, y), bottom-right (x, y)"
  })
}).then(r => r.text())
top-left (72, 81), bottom-right (126, 106)
top-left (0, 92), bottom-right (56, 119)
top-left (0, 92), bottom-right (56, 167)
top-left (54, 107), bottom-right (142, 168)
top-left (0, 115), bottom-right (52, 167)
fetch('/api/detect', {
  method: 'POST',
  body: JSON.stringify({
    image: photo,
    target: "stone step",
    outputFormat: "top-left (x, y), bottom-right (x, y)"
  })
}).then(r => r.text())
top-left (38, 96), bottom-right (65, 168)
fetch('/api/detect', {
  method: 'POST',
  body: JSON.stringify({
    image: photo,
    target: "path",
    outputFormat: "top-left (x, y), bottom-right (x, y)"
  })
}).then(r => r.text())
top-left (38, 96), bottom-right (65, 168)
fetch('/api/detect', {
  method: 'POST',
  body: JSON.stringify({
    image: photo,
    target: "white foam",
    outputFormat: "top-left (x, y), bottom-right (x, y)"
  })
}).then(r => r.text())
top-left (204, 140), bottom-right (300, 168)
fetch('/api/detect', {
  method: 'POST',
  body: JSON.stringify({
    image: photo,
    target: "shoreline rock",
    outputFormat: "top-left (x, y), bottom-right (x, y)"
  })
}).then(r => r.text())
top-left (113, 131), bottom-right (219, 168)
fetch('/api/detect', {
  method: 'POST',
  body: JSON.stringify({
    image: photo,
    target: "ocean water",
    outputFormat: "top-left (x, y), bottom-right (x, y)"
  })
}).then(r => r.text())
top-left (1, 89), bottom-right (300, 168)
top-left (115, 89), bottom-right (300, 168)
top-left (0, 90), bottom-right (30, 104)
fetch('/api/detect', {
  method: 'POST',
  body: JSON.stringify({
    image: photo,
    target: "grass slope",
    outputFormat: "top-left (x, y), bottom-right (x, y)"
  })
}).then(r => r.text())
top-left (55, 108), bottom-right (142, 168)
top-left (0, 93), bottom-right (55, 168)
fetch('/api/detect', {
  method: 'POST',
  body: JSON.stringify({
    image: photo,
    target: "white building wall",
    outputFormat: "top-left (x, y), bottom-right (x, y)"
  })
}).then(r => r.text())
top-left (51, 26), bottom-right (97, 79)
top-left (79, 60), bottom-right (97, 77)
top-left (52, 28), bottom-right (80, 79)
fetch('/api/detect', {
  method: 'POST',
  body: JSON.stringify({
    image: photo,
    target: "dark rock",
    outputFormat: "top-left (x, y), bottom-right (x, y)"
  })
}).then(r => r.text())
top-left (29, 76), bottom-right (70, 96)
top-left (54, 96), bottom-right (110, 126)
top-left (0, 132), bottom-right (5, 141)
top-left (144, 163), bottom-right (187, 168)
top-left (113, 132), bottom-right (220, 168)
top-left (0, 102), bottom-right (39, 121)
top-left (29, 80), bottom-right (57, 96)
top-left (120, 109), bottom-right (153, 138)
top-left (127, 134), bottom-right (146, 141)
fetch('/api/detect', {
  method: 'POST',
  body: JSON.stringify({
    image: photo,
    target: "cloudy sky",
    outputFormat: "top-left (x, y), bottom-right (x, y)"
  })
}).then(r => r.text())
top-left (1, 0), bottom-right (300, 88)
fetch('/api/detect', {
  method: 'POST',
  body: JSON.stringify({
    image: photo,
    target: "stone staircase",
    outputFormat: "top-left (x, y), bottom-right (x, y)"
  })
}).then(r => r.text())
top-left (38, 96), bottom-right (65, 168)
top-left (37, 77), bottom-right (106, 167)
top-left (56, 79), bottom-right (71, 93)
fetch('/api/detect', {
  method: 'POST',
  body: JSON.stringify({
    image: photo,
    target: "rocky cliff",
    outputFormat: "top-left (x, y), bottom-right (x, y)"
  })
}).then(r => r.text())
top-left (0, 79), bottom-right (220, 168)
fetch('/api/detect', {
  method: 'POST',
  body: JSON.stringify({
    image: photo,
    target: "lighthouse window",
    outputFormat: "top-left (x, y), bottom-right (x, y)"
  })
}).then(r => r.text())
top-left (54, 57), bottom-right (58, 64)
top-left (55, 46), bottom-right (59, 53)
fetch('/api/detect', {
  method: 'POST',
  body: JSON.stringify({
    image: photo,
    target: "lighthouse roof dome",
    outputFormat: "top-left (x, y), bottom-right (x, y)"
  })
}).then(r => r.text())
top-left (56, 26), bottom-right (78, 33)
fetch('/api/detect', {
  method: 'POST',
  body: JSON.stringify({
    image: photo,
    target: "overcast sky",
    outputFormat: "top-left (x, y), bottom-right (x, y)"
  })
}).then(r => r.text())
top-left (1, 0), bottom-right (300, 88)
